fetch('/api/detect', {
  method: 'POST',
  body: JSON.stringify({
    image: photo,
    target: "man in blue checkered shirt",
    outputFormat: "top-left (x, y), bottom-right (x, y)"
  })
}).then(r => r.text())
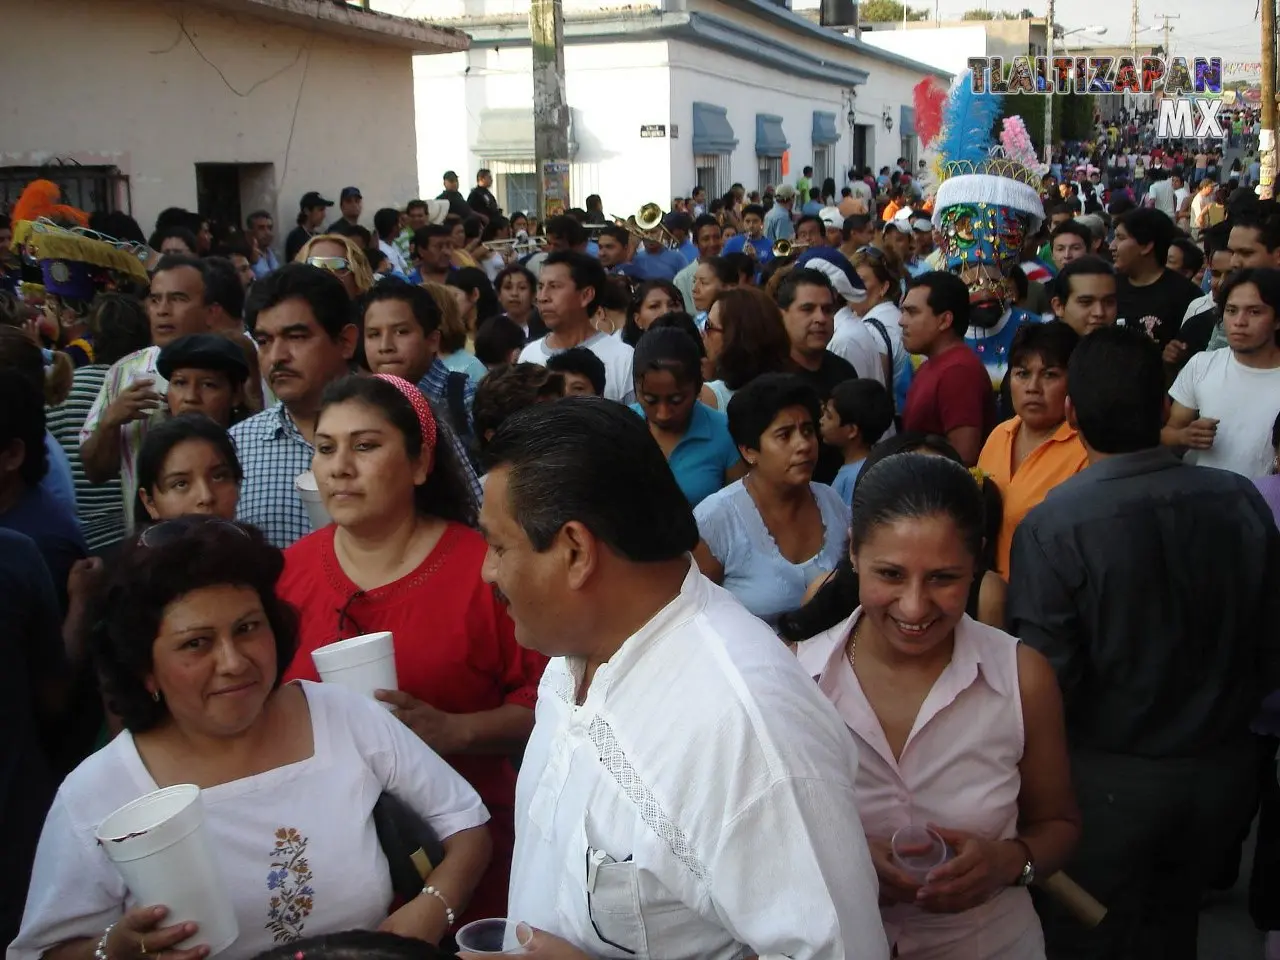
top-left (232, 266), bottom-right (480, 549)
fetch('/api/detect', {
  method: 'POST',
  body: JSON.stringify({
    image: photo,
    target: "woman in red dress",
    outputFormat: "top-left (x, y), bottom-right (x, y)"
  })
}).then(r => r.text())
top-left (279, 373), bottom-right (545, 926)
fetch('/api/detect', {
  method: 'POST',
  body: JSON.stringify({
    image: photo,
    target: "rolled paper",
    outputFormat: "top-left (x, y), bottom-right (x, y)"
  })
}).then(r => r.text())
top-left (1038, 871), bottom-right (1107, 928)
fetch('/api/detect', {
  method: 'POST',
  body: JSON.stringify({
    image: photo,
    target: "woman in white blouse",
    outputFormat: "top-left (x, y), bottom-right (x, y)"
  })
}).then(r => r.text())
top-left (11, 517), bottom-right (491, 960)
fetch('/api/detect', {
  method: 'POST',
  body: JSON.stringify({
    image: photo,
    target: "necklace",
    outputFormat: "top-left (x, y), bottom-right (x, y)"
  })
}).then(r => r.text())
top-left (845, 616), bottom-right (862, 671)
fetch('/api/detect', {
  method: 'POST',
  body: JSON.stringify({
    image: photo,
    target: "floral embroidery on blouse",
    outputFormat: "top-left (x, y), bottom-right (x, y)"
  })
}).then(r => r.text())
top-left (266, 827), bottom-right (315, 943)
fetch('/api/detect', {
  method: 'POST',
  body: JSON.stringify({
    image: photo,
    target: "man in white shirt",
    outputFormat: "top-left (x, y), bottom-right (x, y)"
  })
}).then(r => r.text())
top-left (518, 251), bottom-right (635, 404)
top-left (477, 400), bottom-right (888, 960)
top-left (1163, 268), bottom-right (1280, 477)
top-left (1146, 170), bottom-right (1176, 219)
top-left (373, 207), bottom-right (409, 275)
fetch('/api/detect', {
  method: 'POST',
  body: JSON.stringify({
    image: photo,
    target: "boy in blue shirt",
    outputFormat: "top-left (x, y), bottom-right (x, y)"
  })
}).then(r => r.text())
top-left (819, 378), bottom-right (895, 506)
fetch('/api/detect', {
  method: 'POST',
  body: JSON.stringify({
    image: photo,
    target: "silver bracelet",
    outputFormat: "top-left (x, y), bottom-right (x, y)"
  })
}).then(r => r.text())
top-left (94, 923), bottom-right (116, 960)
top-left (421, 885), bottom-right (456, 928)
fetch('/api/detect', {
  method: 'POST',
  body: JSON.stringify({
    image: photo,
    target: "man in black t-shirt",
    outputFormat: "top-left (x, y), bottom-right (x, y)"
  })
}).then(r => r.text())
top-left (466, 168), bottom-right (500, 223)
top-left (1110, 208), bottom-right (1202, 348)
top-left (437, 170), bottom-right (471, 219)
top-left (776, 268), bottom-right (857, 485)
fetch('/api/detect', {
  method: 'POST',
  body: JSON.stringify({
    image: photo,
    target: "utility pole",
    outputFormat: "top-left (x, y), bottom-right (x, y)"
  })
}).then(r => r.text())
top-left (530, 0), bottom-right (570, 221)
top-left (1044, 0), bottom-right (1054, 164)
top-left (1153, 12), bottom-right (1178, 59)
top-left (1261, 0), bottom-right (1276, 200)
top-left (1130, 0), bottom-right (1138, 65)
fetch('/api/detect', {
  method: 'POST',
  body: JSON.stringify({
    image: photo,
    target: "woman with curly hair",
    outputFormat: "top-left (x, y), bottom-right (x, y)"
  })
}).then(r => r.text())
top-left (10, 517), bottom-right (492, 960)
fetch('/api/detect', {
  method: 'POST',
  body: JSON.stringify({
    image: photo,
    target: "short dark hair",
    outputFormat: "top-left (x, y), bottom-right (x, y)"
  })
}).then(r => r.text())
top-left (647, 312), bottom-right (706, 358)
top-left (842, 214), bottom-right (873, 238)
top-left (481, 398), bottom-right (699, 560)
top-left (359, 280), bottom-right (444, 336)
top-left (1169, 237), bottom-right (1205, 276)
top-left (319, 375), bottom-right (477, 525)
top-left (90, 519), bottom-right (299, 732)
top-left (148, 225), bottom-right (199, 254)
top-left (405, 200), bottom-right (428, 215)
top-left (202, 256), bottom-right (246, 318)
top-left (775, 267), bottom-right (836, 310)
top-left (246, 210), bottom-right (273, 229)
top-left (794, 214), bottom-right (824, 237)
top-left (256, 930), bottom-right (452, 960)
top-left (632, 326), bottom-right (702, 388)
top-left (906, 271), bottom-right (972, 338)
top-left (599, 225), bottom-right (631, 248)
top-left (1050, 220), bottom-right (1092, 251)
top-left (135, 413), bottom-right (243, 518)
top-left (472, 362), bottom-right (564, 450)
top-left (742, 203), bottom-right (765, 220)
top-left (152, 254), bottom-right (209, 299)
top-left (1217, 266), bottom-right (1280, 318)
top-left (827, 379), bottom-right (894, 446)
top-left (373, 207), bottom-right (401, 241)
top-left (699, 256), bottom-right (740, 286)
top-left (726, 372), bottom-right (822, 451)
top-left (1067, 324), bottom-right (1164, 453)
top-left (413, 224), bottom-right (452, 250)
top-left (245, 263), bottom-right (353, 338)
top-left (1231, 216), bottom-right (1280, 253)
top-left (1054, 254), bottom-right (1115, 303)
top-left (474, 314), bottom-right (529, 367)
top-left (543, 216), bottom-right (588, 248)
top-left (0, 369), bottom-right (47, 486)
top-left (542, 251), bottom-right (607, 316)
top-left (1116, 207), bottom-right (1177, 266)
top-left (1008, 320), bottom-right (1080, 371)
top-left (91, 294), bottom-right (152, 367)
top-left (545, 346), bottom-right (606, 396)
top-left (692, 214), bottom-right (721, 239)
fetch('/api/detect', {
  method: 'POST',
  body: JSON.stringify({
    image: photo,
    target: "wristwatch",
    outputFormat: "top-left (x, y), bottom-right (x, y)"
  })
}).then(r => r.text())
top-left (1011, 838), bottom-right (1036, 887)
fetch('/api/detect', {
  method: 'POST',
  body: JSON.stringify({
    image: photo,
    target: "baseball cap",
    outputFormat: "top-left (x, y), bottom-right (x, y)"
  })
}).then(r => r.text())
top-left (158, 334), bottom-right (250, 384)
top-left (300, 191), bottom-right (334, 210)
top-left (910, 217), bottom-right (933, 233)
top-left (340, 186), bottom-right (362, 202)
top-left (819, 206), bottom-right (843, 229)
top-left (775, 184), bottom-right (797, 202)
top-left (883, 219), bottom-right (912, 234)
top-left (443, 170), bottom-right (459, 181)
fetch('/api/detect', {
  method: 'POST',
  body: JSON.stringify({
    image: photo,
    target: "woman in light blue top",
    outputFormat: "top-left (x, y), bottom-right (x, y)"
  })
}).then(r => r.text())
top-left (443, 269), bottom-right (500, 383)
top-left (694, 373), bottom-right (851, 628)
top-left (630, 327), bottom-right (744, 506)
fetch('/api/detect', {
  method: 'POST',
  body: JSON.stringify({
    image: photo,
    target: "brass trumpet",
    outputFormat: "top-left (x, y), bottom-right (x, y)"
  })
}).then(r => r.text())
top-left (483, 236), bottom-right (547, 256)
top-left (611, 203), bottom-right (678, 248)
top-left (772, 239), bottom-right (809, 258)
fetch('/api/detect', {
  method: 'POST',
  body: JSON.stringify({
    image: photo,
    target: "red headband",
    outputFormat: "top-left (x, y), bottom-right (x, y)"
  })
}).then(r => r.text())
top-left (373, 374), bottom-right (437, 454)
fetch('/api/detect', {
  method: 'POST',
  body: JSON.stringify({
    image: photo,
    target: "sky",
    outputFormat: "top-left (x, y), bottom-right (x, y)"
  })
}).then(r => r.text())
top-left (893, 0), bottom-right (1262, 64)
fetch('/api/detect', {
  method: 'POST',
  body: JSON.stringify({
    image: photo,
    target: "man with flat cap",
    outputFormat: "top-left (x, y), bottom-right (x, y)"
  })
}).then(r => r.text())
top-left (157, 333), bottom-right (249, 428)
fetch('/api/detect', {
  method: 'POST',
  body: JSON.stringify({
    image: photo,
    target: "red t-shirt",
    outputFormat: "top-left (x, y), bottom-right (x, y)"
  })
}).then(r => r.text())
top-left (279, 521), bottom-right (546, 923)
top-left (901, 343), bottom-right (997, 440)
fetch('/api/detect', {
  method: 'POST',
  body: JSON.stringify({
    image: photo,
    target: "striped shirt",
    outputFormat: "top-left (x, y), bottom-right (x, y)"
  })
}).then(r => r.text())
top-left (47, 365), bottom-right (127, 552)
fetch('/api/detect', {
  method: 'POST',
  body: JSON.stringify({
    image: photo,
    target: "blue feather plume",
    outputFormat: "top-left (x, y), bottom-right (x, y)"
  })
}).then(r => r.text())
top-left (935, 71), bottom-right (1002, 166)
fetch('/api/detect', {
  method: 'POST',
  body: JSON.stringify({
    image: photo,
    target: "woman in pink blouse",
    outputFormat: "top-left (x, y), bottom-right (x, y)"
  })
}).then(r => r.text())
top-left (796, 452), bottom-right (1080, 959)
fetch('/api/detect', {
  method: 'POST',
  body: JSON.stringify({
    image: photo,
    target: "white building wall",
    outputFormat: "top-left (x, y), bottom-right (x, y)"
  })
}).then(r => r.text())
top-left (666, 40), bottom-right (847, 197)
top-left (1, 0), bottom-right (420, 237)
top-left (860, 26), bottom-right (991, 79)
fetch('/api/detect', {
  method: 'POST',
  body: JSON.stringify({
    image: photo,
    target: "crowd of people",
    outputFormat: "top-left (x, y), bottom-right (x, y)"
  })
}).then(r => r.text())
top-left (2, 80), bottom-right (1280, 960)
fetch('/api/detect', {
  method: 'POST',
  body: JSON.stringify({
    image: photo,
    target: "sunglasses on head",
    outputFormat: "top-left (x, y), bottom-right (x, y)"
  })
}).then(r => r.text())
top-left (307, 256), bottom-right (352, 275)
top-left (857, 245), bottom-right (887, 260)
top-left (137, 516), bottom-right (249, 548)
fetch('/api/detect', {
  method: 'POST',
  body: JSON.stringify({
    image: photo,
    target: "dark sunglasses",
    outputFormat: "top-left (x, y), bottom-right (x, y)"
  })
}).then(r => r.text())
top-left (138, 516), bottom-right (249, 548)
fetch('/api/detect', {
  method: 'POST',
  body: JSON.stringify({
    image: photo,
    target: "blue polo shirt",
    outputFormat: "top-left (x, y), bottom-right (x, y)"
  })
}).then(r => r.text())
top-left (721, 234), bottom-right (774, 264)
top-left (630, 401), bottom-right (740, 506)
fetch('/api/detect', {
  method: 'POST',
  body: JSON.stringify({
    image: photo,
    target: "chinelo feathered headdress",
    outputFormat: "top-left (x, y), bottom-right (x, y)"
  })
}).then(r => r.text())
top-left (913, 73), bottom-right (1046, 292)
top-left (8, 179), bottom-right (153, 301)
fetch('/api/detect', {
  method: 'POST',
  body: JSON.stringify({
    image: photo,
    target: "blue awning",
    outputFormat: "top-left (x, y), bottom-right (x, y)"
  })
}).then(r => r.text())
top-left (812, 111), bottom-right (841, 146)
top-left (692, 102), bottom-right (738, 155)
top-left (899, 105), bottom-right (917, 138)
top-left (756, 113), bottom-right (790, 157)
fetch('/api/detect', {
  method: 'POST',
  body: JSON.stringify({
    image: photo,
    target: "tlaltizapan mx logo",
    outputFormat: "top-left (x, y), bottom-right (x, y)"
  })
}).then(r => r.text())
top-left (968, 55), bottom-right (1228, 140)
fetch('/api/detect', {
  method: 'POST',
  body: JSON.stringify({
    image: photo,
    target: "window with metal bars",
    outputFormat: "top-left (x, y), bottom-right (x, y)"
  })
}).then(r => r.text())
top-left (694, 153), bottom-right (731, 201)
top-left (0, 164), bottom-right (131, 217)
top-left (812, 146), bottom-right (832, 193)
top-left (757, 157), bottom-right (782, 194)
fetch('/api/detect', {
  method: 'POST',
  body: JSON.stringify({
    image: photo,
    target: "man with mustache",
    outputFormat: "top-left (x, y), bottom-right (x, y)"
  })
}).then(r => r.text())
top-left (230, 264), bottom-right (359, 548)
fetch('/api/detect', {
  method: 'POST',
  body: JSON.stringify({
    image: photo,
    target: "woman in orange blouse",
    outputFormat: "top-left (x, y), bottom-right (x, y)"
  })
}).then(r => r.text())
top-left (977, 322), bottom-right (1089, 580)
